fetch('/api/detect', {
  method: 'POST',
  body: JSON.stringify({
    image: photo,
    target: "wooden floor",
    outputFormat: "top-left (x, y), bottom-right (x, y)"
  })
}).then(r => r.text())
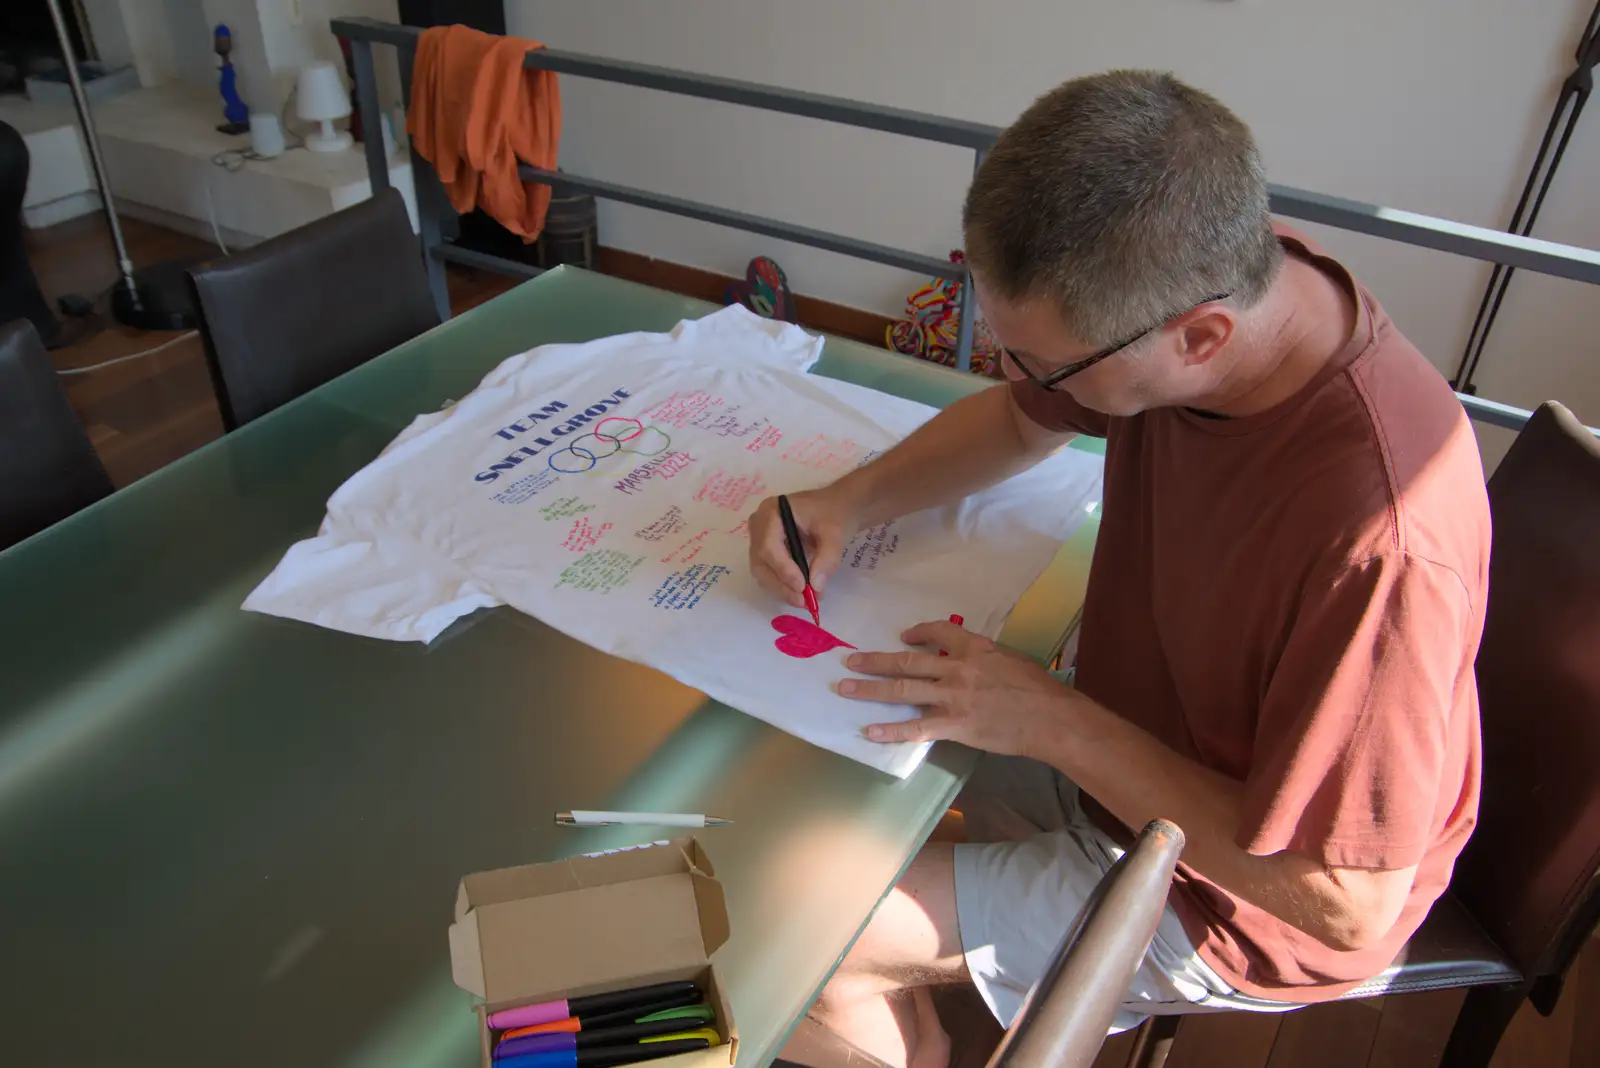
top-left (21, 215), bottom-right (1600, 1067)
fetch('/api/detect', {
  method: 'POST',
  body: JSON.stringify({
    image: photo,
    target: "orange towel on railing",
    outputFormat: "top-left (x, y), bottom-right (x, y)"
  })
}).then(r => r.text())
top-left (408, 25), bottom-right (562, 241)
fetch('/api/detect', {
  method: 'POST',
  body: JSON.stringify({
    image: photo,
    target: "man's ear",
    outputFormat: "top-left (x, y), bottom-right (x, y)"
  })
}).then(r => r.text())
top-left (1174, 307), bottom-right (1236, 367)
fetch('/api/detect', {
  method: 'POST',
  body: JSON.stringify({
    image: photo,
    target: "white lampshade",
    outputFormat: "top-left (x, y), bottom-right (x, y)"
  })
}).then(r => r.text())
top-left (296, 61), bottom-right (352, 153)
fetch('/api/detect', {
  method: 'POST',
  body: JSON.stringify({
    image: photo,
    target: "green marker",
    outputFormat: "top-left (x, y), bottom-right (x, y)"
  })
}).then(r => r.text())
top-left (636, 1005), bottom-right (715, 1025)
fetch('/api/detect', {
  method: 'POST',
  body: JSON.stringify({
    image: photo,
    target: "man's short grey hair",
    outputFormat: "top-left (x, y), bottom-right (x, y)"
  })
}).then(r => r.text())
top-left (963, 70), bottom-right (1283, 347)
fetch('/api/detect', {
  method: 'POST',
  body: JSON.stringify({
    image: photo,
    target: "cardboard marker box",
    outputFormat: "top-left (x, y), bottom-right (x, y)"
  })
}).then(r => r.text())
top-left (449, 838), bottom-right (737, 1068)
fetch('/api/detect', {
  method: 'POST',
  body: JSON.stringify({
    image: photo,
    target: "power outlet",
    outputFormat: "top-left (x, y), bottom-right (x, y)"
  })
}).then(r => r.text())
top-left (285, 0), bottom-right (304, 25)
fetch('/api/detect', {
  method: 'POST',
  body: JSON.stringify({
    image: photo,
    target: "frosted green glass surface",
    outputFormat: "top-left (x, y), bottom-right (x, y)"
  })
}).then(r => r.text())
top-left (0, 268), bottom-right (1100, 1065)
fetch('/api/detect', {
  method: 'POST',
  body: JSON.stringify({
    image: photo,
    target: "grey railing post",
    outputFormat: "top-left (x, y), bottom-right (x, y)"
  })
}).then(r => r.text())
top-left (953, 147), bottom-right (986, 374)
top-left (952, 268), bottom-right (975, 374)
top-left (1267, 186), bottom-right (1600, 288)
top-left (348, 37), bottom-right (389, 197)
top-left (395, 42), bottom-right (451, 322)
top-left (516, 167), bottom-right (958, 279)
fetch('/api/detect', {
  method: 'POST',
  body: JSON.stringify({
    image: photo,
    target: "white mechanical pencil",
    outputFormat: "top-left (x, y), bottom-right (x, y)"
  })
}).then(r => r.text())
top-left (555, 810), bottom-right (733, 827)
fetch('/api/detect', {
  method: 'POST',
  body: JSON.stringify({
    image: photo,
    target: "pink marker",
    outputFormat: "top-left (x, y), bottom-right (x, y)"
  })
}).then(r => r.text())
top-left (485, 980), bottom-right (698, 1031)
top-left (940, 614), bottom-right (964, 657)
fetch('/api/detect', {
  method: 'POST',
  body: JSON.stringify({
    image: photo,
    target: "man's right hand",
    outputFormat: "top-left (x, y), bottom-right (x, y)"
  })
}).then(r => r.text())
top-left (747, 486), bottom-right (862, 610)
top-left (746, 385), bottom-right (1054, 610)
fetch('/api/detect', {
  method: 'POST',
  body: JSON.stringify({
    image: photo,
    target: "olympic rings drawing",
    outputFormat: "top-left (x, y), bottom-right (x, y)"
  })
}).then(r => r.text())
top-left (594, 417), bottom-right (646, 444)
top-left (547, 419), bottom-right (671, 473)
top-left (547, 438), bottom-right (611, 473)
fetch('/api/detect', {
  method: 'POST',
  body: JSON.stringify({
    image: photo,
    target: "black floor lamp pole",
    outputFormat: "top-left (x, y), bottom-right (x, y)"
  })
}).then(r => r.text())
top-left (1452, 1), bottom-right (1599, 394)
top-left (44, 0), bottom-right (199, 331)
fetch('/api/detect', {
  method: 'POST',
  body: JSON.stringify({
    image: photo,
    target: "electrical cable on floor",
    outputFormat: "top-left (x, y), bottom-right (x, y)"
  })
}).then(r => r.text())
top-left (202, 171), bottom-right (230, 255)
top-left (55, 331), bottom-right (199, 375)
top-left (280, 85), bottom-right (309, 150)
top-left (59, 88), bottom-right (330, 371)
top-left (205, 87), bottom-right (312, 254)
top-left (53, 94), bottom-right (316, 367)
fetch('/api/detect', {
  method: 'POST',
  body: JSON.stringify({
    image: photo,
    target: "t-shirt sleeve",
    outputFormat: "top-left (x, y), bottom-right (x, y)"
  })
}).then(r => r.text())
top-left (1008, 377), bottom-right (1111, 437)
top-left (1239, 551), bottom-right (1474, 870)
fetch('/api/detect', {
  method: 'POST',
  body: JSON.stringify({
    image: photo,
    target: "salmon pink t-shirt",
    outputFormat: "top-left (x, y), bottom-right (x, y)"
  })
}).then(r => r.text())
top-left (1010, 228), bottom-right (1488, 1000)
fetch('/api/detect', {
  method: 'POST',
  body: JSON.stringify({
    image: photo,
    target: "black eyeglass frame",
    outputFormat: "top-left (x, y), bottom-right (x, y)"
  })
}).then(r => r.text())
top-left (1006, 294), bottom-right (1231, 390)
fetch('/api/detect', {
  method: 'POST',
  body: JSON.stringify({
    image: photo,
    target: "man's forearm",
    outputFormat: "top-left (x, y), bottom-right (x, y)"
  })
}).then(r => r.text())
top-left (832, 384), bottom-right (1064, 528)
top-left (1029, 692), bottom-right (1399, 951)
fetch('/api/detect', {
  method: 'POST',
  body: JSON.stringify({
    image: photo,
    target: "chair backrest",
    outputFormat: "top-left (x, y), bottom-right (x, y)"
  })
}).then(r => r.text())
top-left (987, 819), bottom-right (1186, 1068)
top-left (1453, 401), bottom-right (1600, 980)
top-left (187, 187), bottom-right (440, 430)
top-left (0, 319), bottom-right (114, 551)
top-left (1, 120), bottom-right (59, 344)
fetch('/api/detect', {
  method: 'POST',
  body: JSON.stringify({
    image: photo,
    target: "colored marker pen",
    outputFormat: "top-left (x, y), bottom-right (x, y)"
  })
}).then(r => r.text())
top-left (940, 614), bottom-right (964, 657)
top-left (500, 998), bottom-right (709, 1042)
top-left (776, 495), bottom-right (821, 627)
top-left (496, 1037), bottom-right (712, 1068)
top-left (487, 981), bottom-right (699, 1031)
top-left (496, 1018), bottom-right (700, 1060)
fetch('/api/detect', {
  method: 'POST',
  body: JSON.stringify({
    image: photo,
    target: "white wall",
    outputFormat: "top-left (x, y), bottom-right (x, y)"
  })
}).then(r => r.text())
top-left (83, 0), bottom-right (173, 86)
top-left (80, 0), bottom-right (138, 73)
top-left (255, 0), bottom-right (404, 118)
top-left (83, 0), bottom-right (236, 90)
top-left (505, 0), bottom-right (1600, 463)
top-left (83, 0), bottom-right (405, 120)
top-left (165, 0), bottom-right (221, 88)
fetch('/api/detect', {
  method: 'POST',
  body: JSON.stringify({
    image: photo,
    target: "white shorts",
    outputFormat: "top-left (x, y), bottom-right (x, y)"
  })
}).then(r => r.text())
top-left (952, 754), bottom-right (1302, 1033)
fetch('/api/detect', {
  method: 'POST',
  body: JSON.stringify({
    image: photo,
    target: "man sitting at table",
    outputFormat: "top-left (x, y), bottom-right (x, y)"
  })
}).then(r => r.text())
top-left (746, 70), bottom-right (1487, 1068)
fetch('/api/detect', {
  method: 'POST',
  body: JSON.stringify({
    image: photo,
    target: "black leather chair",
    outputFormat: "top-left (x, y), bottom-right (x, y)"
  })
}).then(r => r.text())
top-left (187, 187), bottom-right (440, 430)
top-left (0, 319), bottom-right (114, 551)
top-left (1432, 400), bottom-right (1600, 1063)
top-left (0, 120), bottom-right (59, 345)
top-left (1129, 401), bottom-right (1600, 1068)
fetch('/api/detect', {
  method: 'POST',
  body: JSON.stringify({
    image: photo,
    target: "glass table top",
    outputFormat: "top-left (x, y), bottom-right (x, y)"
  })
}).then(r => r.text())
top-left (0, 267), bottom-right (1100, 1066)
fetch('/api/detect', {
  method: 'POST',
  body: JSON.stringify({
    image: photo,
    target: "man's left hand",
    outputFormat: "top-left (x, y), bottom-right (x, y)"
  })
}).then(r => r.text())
top-left (838, 620), bottom-right (1073, 755)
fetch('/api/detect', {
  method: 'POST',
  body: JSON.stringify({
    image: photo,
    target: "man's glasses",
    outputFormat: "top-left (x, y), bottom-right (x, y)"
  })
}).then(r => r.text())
top-left (1007, 294), bottom-right (1230, 391)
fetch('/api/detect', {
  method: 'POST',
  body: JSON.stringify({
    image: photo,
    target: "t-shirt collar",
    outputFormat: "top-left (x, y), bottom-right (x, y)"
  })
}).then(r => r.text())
top-left (1174, 229), bottom-right (1376, 436)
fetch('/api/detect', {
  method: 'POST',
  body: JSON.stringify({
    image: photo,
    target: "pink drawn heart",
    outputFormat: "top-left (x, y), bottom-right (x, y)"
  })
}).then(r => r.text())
top-left (771, 615), bottom-right (856, 658)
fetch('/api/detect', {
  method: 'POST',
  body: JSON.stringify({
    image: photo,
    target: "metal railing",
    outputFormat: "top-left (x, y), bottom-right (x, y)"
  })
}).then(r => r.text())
top-left (332, 16), bottom-right (1600, 437)
top-left (985, 819), bottom-right (1188, 1068)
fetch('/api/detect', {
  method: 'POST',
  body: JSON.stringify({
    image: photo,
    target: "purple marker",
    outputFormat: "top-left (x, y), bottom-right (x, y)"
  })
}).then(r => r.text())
top-left (498, 1039), bottom-right (711, 1068)
top-left (487, 981), bottom-right (699, 1032)
top-left (497, 1033), bottom-right (577, 1060)
top-left (496, 1018), bottom-right (696, 1061)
